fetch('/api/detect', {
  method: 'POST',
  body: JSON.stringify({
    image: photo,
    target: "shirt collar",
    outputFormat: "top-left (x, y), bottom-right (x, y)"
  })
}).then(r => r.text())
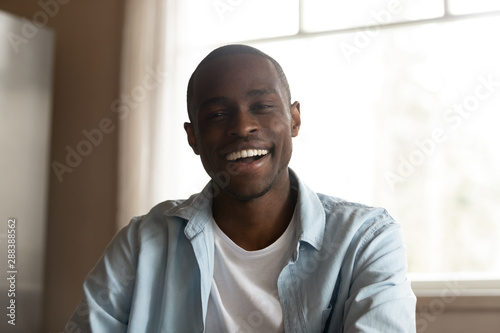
top-left (164, 168), bottom-right (326, 249)
top-left (163, 181), bottom-right (215, 239)
top-left (289, 168), bottom-right (326, 251)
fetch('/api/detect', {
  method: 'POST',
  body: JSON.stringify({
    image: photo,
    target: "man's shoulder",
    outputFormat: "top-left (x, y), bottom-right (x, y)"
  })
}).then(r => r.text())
top-left (135, 189), bottom-right (211, 226)
top-left (124, 196), bottom-right (195, 229)
top-left (149, 198), bottom-right (191, 215)
top-left (315, 192), bottom-right (396, 234)
top-left (293, 171), bottom-right (397, 240)
top-left (316, 192), bottom-right (388, 213)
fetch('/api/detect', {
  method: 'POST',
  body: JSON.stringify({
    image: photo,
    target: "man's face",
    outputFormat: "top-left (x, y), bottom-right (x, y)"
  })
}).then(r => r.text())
top-left (185, 54), bottom-right (300, 201)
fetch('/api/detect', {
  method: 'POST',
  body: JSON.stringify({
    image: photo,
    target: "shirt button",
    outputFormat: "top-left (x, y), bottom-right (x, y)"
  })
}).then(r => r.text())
top-left (299, 245), bottom-right (305, 251)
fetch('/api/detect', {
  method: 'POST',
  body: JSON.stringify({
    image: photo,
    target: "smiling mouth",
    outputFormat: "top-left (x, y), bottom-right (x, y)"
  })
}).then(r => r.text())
top-left (225, 149), bottom-right (269, 163)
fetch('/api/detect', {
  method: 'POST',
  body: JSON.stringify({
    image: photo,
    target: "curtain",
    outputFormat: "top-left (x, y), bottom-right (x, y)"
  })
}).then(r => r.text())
top-left (117, 0), bottom-right (173, 228)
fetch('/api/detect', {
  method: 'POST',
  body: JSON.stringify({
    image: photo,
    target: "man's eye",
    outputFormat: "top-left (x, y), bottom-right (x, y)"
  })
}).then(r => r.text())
top-left (207, 111), bottom-right (226, 119)
top-left (252, 104), bottom-right (274, 111)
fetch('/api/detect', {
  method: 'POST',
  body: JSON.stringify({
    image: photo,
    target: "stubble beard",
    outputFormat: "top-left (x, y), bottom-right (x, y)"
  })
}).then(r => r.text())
top-left (216, 155), bottom-right (291, 202)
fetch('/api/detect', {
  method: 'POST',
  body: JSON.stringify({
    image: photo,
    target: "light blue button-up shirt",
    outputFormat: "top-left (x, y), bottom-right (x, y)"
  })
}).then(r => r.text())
top-left (66, 170), bottom-right (416, 332)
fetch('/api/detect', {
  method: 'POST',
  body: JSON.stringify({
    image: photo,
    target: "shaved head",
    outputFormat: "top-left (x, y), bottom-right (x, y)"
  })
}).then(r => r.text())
top-left (186, 44), bottom-right (291, 122)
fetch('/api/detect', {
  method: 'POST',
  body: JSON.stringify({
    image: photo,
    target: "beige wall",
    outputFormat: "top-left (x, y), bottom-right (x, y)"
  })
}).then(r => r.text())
top-left (0, 0), bottom-right (124, 331)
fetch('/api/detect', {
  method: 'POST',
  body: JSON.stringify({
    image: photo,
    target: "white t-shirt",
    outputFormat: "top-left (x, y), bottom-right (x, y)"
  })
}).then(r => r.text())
top-left (205, 218), bottom-right (296, 333)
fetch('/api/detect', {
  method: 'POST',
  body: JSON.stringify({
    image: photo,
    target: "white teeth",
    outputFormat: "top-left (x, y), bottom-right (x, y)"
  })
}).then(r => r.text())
top-left (226, 149), bottom-right (269, 161)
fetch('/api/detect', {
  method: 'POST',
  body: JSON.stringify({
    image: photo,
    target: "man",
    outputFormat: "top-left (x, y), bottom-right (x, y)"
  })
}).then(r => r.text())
top-left (66, 45), bottom-right (416, 332)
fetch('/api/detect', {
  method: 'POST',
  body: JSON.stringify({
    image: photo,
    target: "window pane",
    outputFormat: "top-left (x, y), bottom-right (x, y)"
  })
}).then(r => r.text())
top-left (249, 15), bottom-right (500, 276)
top-left (301, 0), bottom-right (444, 32)
top-left (176, 0), bottom-right (299, 46)
top-left (449, 0), bottom-right (500, 15)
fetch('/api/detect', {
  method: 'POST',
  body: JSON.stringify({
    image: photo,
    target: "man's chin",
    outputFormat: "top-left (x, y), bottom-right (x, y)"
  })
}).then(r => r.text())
top-left (210, 165), bottom-right (288, 202)
top-left (217, 180), bottom-right (275, 202)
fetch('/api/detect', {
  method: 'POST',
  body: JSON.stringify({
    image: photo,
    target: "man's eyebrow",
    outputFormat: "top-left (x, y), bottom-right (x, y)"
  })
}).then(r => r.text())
top-left (199, 89), bottom-right (278, 110)
top-left (199, 96), bottom-right (230, 110)
top-left (246, 88), bottom-right (278, 97)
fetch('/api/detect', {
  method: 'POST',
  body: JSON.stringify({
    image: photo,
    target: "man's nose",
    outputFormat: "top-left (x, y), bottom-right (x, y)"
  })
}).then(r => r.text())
top-left (228, 110), bottom-right (259, 137)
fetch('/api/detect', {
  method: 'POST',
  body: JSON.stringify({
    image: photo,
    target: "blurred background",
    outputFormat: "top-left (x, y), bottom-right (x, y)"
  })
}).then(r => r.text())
top-left (0, 0), bottom-right (499, 332)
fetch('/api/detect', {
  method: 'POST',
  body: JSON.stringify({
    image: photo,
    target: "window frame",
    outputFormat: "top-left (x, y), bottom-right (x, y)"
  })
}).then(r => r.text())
top-left (163, 0), bottom-right (500, 296)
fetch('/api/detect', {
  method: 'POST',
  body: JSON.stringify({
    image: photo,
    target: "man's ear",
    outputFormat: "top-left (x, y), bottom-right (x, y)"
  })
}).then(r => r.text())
top-left (184, 122), bottom-right (200, 155)
top-left (290, 101), bottom-right (301, 137)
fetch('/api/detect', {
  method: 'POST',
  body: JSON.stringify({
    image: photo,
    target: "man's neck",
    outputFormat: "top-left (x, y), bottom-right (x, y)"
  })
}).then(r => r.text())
top-left (211, 175), bottom-right (297, 251)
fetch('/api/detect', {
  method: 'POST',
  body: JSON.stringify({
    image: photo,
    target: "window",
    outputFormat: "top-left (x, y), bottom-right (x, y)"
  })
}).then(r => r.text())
top-left (154, 0), bottom-right (500, 281)
top-left (301, 0), bottom-right (443, 31)
top-left (449, 0), bottom-right (500, 15)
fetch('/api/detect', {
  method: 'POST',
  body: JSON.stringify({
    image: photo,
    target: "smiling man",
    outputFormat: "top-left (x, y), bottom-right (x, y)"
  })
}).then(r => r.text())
top-left (67, 45), bottom-right (416, 332)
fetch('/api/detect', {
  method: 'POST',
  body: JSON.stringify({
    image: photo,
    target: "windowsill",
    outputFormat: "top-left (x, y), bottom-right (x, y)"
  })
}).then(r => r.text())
top-left (410, 275), bottom-right (500, 311)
